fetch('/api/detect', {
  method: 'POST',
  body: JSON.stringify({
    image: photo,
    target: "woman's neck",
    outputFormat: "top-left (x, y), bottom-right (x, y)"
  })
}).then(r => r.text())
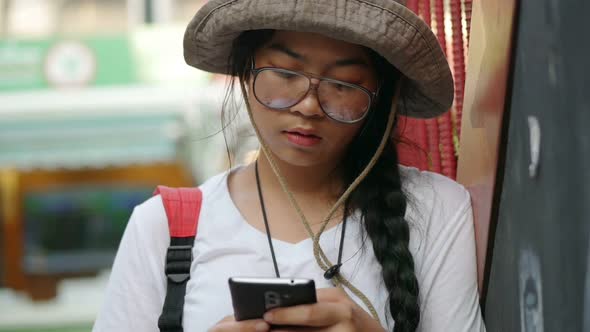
top-left (255, 152), bottom-right (343, 202)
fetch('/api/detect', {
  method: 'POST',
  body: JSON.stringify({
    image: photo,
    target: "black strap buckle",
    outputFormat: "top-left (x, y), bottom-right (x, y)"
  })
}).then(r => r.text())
top-left (165, 245), bottom-right (193, 283)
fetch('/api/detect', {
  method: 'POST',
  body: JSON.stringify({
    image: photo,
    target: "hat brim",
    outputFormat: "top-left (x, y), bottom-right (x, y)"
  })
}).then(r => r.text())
top-left (183, 0), bottom-right (454, 118)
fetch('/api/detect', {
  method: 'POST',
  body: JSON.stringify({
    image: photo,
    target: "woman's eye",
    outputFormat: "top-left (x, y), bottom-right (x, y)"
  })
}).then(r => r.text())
top-left (277, 71), bottom-right (298, 79)
top-left (335, 83), bottom-right (353, 91)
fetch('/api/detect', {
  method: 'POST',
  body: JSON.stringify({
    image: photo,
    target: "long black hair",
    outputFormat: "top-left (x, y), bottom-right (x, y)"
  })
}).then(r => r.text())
top-left (223, 30), bottom-right (420, 332)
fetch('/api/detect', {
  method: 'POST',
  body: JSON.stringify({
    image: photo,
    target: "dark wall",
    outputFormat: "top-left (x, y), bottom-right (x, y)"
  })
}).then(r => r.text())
top-left (484, 0), bottom-right (590, 331)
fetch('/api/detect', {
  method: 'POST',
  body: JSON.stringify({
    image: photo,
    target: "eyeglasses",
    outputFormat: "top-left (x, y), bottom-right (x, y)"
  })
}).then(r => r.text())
top-left (251, 66), bottom-right (378, 124)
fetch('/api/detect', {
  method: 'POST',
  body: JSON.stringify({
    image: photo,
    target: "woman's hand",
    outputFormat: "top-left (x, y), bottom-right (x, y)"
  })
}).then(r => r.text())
top-left (262, 287), bottom-right (385, 332)
top-left (208, 315), bottom-right (270, 332)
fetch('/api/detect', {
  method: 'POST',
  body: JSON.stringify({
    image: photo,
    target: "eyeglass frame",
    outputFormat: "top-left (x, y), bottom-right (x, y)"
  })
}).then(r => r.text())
top-left (249, 64), bottom-right (380, 124)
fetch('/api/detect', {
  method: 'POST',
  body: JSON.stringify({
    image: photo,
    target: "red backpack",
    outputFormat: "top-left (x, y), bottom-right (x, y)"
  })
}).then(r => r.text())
top-left (153, 186), bottom-right (203, 332)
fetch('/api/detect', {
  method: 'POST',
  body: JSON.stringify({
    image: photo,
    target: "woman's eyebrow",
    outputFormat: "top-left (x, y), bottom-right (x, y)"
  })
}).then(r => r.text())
top-left (267, 42), bottom-right (370, 68)
top-left (268, 43), bottom-right (306, 61)
top-left (331, 58), bottom-right (370, 68)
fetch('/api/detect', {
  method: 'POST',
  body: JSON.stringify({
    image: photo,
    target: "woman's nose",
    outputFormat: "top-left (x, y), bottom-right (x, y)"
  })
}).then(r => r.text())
top-left (290, 84), bottom-right (324, 119)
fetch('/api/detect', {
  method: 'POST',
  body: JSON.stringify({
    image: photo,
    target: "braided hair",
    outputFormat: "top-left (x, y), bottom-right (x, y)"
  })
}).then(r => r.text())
top-left (343, 51), bottom-right (420, 331)
top-left (225, 30), bottom-right (420, 331)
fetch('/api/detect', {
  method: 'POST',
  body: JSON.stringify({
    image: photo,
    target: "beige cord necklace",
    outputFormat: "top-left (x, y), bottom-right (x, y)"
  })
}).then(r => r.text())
top-left (240, 78), bottom-right (402, 322)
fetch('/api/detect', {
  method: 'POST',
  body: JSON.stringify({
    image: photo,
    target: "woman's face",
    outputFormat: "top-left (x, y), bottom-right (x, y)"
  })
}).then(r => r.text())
top-left (247, 30), bottom-right (380, 168)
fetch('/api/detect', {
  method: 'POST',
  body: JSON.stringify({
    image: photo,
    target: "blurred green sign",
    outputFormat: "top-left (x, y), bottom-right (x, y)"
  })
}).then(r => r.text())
top-left (0, 36), bottom-right (137, 91)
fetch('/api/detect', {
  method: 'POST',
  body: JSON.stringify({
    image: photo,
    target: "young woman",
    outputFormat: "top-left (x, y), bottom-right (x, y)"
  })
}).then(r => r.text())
top-left (94, 1), bottom-right (485, 331)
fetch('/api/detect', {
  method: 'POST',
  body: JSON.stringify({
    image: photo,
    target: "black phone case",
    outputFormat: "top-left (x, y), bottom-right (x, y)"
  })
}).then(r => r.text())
top-left (229, 277), bottom-right (317, 321)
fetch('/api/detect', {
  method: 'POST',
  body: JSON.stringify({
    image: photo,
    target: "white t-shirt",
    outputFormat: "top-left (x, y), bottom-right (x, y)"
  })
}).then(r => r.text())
top-left (93, 165), bottom-right (485, 331)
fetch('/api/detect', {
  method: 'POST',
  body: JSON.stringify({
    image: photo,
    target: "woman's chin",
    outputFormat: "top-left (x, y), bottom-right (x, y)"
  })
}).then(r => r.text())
top-left (263, 137), bottom-right (344, 168)
top-left (272, 149), bottom-right (331, 168)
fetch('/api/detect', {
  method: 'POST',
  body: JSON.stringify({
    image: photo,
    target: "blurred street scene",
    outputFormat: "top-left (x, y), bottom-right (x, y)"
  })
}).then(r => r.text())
top-left (0, 1), bottom-right (258, 330)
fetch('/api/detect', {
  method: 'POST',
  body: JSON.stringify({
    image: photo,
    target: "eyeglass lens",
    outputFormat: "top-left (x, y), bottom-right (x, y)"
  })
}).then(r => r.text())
top-left (253, 69), bottom-right (371, 122)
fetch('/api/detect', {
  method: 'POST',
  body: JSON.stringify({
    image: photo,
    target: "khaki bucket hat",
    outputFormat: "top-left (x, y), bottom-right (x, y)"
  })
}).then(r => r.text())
top-left (183, 0), bottom-right (454, 118)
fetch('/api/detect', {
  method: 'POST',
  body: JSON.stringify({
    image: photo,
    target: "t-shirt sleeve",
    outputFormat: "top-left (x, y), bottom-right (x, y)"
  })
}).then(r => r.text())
top-left (92, 196), bottom-right (169, 332)
top-left (415, 180), bottom-right (486, 332)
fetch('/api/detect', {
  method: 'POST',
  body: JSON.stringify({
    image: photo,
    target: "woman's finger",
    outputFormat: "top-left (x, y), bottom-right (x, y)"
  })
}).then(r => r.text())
top-left (271, 327), bottom-right (318, 332)
top-left (271, 325), bottom-right (352, 332)
top-left (264, 302), bottom-right (353, 327)
top-left (316, 287), bottom-right (351, 303)
top-left (208, 317), bottom-right (270, 332)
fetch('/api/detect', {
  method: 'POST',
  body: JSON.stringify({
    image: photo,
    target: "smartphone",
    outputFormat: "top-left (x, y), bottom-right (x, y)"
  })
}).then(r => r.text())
top-left (228, 277), bottom-right (317, 321)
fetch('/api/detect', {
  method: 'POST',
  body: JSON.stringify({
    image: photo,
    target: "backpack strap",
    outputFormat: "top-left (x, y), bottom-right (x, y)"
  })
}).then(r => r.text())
top-left (154, 186), bottom-right (203, 332)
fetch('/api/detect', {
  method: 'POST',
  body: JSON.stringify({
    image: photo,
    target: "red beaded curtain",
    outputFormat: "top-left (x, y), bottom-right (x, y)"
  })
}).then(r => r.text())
top-left (396, 0), bottom-right (470, 180)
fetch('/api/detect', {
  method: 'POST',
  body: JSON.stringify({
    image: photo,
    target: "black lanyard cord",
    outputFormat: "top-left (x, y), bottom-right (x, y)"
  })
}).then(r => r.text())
top-left (254, 159), bottom-right (347, 280)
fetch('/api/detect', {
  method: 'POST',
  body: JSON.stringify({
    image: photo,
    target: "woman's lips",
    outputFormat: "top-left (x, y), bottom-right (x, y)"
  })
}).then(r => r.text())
top-left (283, 129), bottom-right (322, 147)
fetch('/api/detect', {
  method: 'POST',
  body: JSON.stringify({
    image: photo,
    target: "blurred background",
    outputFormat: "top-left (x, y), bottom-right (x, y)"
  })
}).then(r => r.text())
top-left (0, 0), bottom-right (262, 331)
